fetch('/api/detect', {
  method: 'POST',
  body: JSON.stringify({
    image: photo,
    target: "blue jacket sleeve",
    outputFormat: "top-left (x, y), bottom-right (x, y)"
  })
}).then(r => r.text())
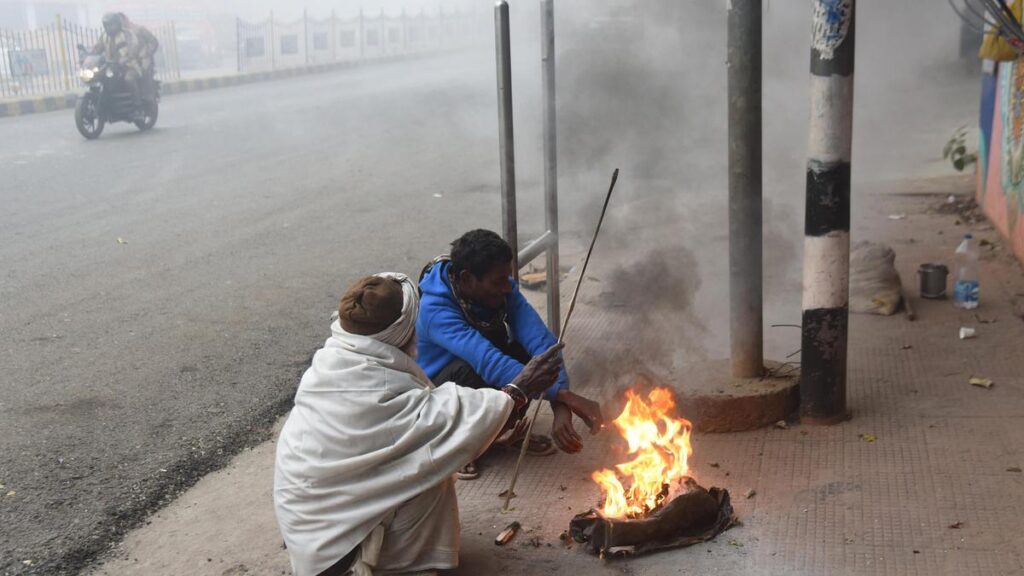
top-left (424, 305), bottom-right (526, 391)
top-left (507, 285), bottom-right (569, 402)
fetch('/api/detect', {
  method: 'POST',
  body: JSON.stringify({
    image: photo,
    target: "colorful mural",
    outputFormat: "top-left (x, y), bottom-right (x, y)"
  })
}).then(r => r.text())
top-left (1000, 62), bottom-right (1024, 202)
top-left (978, 58), bottom-right (1024, 263)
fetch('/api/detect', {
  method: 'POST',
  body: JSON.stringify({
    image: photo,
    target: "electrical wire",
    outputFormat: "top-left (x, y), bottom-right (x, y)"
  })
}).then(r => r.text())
top-left (949, 0), bottom-right (1024, 55)
top-left (964, 0), bottom-right (1003, 28)
top-left (948, 0), bottom-right (992, 33)
top-left (981, 0), bottom-right (1024, 40)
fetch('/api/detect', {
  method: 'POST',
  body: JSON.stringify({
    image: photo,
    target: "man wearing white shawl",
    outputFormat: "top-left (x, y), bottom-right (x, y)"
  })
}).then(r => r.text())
top-left (274, 273), bottom-right (563, 576)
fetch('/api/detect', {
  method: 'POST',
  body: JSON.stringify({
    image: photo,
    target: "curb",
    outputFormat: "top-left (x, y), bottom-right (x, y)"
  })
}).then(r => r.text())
top-left (0, 93), bottom-right (78, 117)
top-left (0, 53), bottom-right (423, 119)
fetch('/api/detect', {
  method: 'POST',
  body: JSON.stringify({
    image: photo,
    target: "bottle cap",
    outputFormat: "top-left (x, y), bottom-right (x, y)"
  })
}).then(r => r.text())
top-left (964, 234), bottom-right (973, 239)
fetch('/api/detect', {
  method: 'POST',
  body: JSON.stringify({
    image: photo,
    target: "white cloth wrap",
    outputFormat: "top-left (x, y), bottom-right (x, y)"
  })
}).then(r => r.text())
top-left (365, 272), bottom-right (419, 348)
top-left (273, 321), bottom-right (513, 576)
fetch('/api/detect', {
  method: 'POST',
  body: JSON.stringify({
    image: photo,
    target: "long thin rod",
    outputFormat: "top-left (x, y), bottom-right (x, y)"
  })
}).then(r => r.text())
top-left (559, 168), bottom-right (619, 343)
top-left (502, 168), bottom-right (619, 512)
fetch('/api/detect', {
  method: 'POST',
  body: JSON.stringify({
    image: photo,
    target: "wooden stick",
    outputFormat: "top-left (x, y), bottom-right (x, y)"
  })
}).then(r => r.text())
top-left (502, 169), bottom-right (620, 512)
top-left (558, 168), bottom-right (619, 345)
top-left (502, 401), bottom-right (544, 512)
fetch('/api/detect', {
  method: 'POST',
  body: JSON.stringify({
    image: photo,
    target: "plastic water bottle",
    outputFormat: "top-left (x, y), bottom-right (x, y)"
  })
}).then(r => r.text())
top-left (953, 234), bottom-right (979, 309)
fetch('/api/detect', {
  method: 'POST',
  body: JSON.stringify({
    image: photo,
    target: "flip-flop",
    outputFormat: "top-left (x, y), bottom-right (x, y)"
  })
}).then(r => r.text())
top-left (457, 461), bottom-right (480, 480)
top-left (510, 433), bottom-right (558, 456)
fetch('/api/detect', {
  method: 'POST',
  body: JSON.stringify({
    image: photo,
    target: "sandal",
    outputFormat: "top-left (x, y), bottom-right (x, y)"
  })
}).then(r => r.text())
top-left (457, 461), bottom-right (480, 480)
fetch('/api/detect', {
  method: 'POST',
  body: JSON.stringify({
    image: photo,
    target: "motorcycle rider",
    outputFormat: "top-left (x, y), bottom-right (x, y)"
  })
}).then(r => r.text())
top-left (119, 13), bottom-right (159, 84)
top-left (93, 13), bottom-right (144, 120)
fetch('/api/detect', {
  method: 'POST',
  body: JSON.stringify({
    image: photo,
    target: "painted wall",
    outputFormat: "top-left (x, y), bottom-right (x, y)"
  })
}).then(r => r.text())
top-left (978, 59), bottom-right (1024, 264)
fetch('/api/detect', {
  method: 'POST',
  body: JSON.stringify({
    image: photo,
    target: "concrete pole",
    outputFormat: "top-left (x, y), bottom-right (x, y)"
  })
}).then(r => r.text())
top-left (727, 0), bottom-right (764, 378)
top-left (541, 0), bottom-right (560, 336)
top-left (800, 0), bottom-right (856, 424)
top-left (495, 0), bottom-right (518, 276)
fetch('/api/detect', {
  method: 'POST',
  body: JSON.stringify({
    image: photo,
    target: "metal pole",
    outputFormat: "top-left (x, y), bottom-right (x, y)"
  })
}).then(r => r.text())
top-left (495, 0), bottom-right (518, 276)
top-left (237, 18), bottom-right (242, 73)
top-left (800, 0), bottom-right (856, 424)
top-left (541, 0), bottom-right (560, 336)
top-left (727, 0), bottom-right (764, 378)
top-left (170, 21), bottom-right (180, 80)
top-left (56, 15), bottom-right (71, 93)
top-left (270, 11), bottom-right (276, 70)
top-left (402, 8), bottom-right (408, 52)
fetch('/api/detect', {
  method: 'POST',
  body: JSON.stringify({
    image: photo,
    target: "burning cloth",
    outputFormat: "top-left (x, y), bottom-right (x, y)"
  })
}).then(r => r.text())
top-left (571, 388), bottom-right (737, 557)
top-left (570, 481), bottom-right (736, 557)
top-left (274, 307), bottom-right (512, 575)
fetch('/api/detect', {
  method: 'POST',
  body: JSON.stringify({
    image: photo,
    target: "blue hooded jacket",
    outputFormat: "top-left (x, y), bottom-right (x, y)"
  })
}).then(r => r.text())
top-left (417, 260), bottom-right (568, 402)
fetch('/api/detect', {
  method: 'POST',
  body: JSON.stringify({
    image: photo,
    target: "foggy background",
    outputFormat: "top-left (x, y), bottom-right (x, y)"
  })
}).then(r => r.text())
top-left (0, 0), bottom-right (976, 368)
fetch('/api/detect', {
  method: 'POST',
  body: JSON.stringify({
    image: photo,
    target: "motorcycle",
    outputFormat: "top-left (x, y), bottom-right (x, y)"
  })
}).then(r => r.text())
top-left (74, 44), bottom-right (160, 140)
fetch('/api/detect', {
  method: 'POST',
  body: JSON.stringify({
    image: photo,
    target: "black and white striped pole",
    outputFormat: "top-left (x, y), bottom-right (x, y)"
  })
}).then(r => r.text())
top-left (800, 0), bottom-right (855, 424)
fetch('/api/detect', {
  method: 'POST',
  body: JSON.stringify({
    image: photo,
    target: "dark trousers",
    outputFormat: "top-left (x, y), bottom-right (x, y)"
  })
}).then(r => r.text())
top-left (431, 341), bottom-right (534, 423)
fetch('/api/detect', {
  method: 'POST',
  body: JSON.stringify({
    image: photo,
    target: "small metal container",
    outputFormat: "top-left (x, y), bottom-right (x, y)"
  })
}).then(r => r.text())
top-left (918, 263), bottom-right (949, 299)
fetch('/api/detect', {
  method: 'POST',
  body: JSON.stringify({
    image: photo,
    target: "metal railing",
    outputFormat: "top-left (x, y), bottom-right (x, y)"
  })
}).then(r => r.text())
top-left (495, 0), bottom-right (561, 336)
top-left (236, 8), bottom-right (477, 73)
top-left (0, 16), bottom-right (180, 99)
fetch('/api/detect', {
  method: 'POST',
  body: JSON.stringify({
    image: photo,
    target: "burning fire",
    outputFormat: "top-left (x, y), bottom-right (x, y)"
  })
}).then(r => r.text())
top-left (592, 387), bottom-right (693, 519)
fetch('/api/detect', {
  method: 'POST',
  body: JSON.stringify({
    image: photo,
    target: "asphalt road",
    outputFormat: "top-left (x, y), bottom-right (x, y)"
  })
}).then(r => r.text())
top-left (0, 51), bottom-right (527, 574)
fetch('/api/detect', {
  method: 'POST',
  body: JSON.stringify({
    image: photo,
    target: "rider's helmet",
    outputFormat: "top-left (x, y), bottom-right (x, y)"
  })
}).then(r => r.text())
top-left (102, 13), bottom-right (123, 36)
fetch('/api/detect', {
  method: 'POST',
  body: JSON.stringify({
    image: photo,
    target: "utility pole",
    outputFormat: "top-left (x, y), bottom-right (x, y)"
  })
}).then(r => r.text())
top-left (727, 0), bottom-right (763, 378)
top-left (800, 0), bottom-right (856, 424)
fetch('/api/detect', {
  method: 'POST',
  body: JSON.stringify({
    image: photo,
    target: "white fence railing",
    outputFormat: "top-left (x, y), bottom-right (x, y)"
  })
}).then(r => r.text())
top-left (0, 7), bottom-right (480, 99)
top-left (236, 9), bottom-right (477, 73)
top-left (0, 16), bottom-right (179, 99)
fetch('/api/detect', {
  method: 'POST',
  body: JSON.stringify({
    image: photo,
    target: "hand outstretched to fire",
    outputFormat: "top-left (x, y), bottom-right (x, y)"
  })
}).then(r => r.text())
top-left (552, 389), bottom-right (605, 453)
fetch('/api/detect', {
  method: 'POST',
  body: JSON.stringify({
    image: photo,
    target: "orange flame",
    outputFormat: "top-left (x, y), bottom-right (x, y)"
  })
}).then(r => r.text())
top-left (591, 387), bottom-right (693, 518)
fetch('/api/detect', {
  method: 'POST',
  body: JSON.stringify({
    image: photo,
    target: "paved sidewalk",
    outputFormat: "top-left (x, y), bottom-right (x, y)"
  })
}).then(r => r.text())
top-left (85, 176), bottom-right (1024, 576)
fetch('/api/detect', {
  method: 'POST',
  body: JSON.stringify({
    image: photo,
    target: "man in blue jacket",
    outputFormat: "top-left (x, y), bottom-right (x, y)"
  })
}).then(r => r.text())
top-left (418, 229), bottom-right (604, 477)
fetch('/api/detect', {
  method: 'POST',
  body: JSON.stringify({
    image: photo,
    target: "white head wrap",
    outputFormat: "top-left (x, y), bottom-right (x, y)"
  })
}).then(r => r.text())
top-left (364, 272), bottom-right (419, 348)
